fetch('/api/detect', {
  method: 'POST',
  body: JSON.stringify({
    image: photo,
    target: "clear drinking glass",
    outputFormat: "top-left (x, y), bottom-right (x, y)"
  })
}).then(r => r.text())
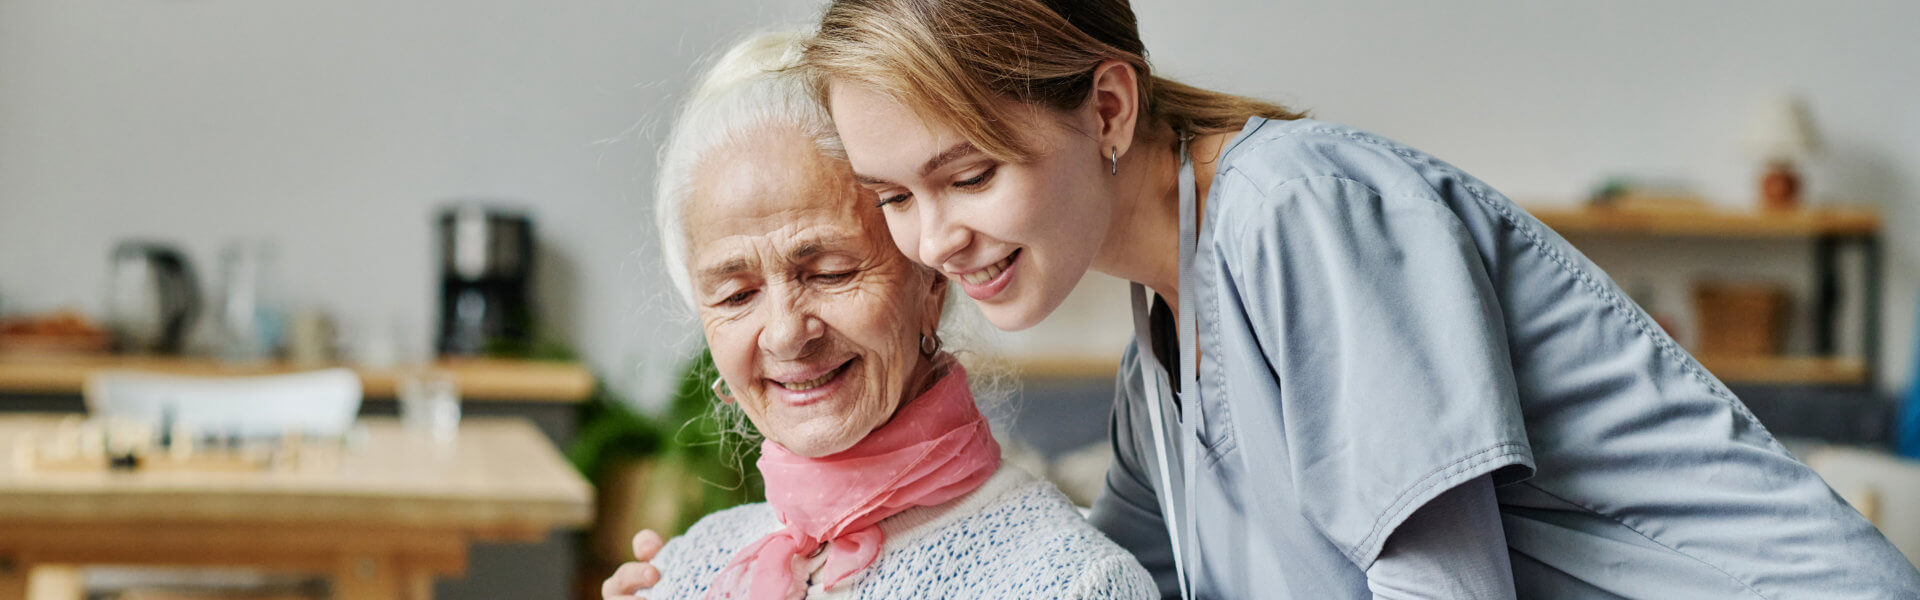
top-left (215, 239), bottom-right (281, 364)
top-left (398, 370), bottom-right (461, 444)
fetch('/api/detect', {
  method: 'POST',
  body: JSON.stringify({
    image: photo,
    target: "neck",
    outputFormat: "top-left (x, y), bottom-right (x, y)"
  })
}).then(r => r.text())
top-left (1092, 128), bottom-right (1232, 313)
top-left (868, 352), bottom-right (952, 436)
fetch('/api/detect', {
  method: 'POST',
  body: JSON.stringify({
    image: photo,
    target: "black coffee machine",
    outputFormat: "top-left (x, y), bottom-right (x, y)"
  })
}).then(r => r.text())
top-left (436, 205), bottom-right (535, 356)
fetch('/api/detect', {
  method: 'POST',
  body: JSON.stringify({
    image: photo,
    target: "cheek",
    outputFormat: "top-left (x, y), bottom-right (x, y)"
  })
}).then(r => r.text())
top-left (970, 179), bottom-right (1060, 242)
top-left (701, 318), bottom-right (757, 385)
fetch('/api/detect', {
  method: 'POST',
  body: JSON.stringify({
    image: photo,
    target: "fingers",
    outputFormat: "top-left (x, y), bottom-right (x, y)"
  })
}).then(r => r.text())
top-left (632, 529), bottom-right (665, 561)
top-left (601, 561), bottom-right (659, 599)
top-left (603, 530), bottom-right (666, 599)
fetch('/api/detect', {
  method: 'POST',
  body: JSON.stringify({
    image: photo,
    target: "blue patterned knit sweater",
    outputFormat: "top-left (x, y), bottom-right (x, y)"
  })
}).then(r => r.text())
top-left (648, 466), bottom-right (1156, 599)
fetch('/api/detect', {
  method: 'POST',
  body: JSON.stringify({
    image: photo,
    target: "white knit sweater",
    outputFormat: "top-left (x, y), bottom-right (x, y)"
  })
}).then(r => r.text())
top-left (647, 465), bottom-right (1156, 599)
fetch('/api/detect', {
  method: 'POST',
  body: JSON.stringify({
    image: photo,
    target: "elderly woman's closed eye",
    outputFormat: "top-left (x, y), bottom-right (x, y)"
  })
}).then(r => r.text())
top-left (602, 27), bottom-right (1155, 600)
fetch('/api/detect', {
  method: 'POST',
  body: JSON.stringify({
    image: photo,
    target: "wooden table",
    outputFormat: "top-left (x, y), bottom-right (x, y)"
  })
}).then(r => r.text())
top-left (0, 416), bottom-right (593, 600)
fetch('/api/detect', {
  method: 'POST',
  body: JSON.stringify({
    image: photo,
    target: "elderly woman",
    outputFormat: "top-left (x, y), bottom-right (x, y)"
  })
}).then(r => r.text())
top-left (601, 29), bottom-right (1155, 600)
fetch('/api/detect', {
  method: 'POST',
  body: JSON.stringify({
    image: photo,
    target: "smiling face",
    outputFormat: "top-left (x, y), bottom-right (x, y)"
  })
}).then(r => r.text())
top-left (684, 126), bottom-right (947, 458)
top-left (828, 83), bottom-right (1113, 332)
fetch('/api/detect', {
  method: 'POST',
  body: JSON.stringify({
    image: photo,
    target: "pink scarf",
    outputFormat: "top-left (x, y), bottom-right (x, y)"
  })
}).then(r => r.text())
top-left (705, 363), bottom-right (1001, 600)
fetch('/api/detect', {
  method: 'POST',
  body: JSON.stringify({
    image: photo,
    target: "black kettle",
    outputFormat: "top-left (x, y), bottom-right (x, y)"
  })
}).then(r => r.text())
top-left (106, 241), bottom-right (201, 354)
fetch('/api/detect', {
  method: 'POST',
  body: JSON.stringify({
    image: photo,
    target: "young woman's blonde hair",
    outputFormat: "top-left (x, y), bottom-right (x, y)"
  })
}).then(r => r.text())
top-left (801, 0), bottom-right (1305, 162)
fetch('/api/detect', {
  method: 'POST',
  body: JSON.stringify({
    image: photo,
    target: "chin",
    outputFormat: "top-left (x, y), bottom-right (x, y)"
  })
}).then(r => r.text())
top-left (979, 286), bottom-right (1069, 331)
top-left (774, 424), bottom-right (862, 458)
top-left (776, 436), bottom-right (850, 459)
top-left (982, 305), bottom-right (1045, 332)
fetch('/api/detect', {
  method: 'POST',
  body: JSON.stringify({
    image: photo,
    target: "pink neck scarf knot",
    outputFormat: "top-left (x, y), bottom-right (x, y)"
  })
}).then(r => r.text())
top-left (705, 362), bottom-right (1000, 600)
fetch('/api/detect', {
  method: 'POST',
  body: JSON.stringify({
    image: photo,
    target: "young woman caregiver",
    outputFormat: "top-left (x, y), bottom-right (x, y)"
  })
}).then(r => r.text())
top-left (790, 0), bottom-right (1920, 598)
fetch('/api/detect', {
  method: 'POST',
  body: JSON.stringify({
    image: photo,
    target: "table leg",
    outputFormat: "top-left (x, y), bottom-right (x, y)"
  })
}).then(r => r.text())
top-left (336, 555), bottom-right (400, 600)
top-left (335, 555), bottom-right (439, 600)
top-left (406, 571), bottom-right (435, 600)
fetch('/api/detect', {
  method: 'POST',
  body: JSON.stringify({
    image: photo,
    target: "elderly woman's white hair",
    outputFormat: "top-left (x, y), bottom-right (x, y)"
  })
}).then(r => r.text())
top-left (651, 27), bottom-right (1016, 428)
top-left (654, 27), bottom-right (840, 309)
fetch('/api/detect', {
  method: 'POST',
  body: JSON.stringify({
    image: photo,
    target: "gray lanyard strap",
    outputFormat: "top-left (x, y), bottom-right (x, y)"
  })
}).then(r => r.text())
top-left (1129, 137), bottom-right (1205, 600)
top-left (1130, 283), bottom-right (1190, 600)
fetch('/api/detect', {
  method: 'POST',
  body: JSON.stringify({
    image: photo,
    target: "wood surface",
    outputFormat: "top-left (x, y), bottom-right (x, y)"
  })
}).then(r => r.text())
top-left (0, 416), bottom-right (593, 600)
top-left (1525, 204), bottom-right (1882, 238)
top-left (0, 354), bottom-right (593, 403)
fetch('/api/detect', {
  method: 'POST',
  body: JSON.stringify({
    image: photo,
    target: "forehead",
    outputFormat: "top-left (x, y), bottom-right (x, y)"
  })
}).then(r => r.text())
top-left (827, 84), bottom-right (957, 171)
top-left (828, 81), bottom-right (1065, 177)
top-left (683, 130), bottom-right (881, 266)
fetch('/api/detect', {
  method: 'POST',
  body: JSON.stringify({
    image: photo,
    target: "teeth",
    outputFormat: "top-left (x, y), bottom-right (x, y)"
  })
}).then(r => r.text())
top-left (780, 368), bottom-right (837, 391)
top-left (962, 254), bottom-right (1014, 285)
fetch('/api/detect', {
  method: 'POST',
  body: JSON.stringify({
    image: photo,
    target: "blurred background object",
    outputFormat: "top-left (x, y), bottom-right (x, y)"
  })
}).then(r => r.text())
top-left (436, 204), bottom-right (535, 358)
top-left (84, 368), bottom-right (362, 438)
top-left (213, 240), bottom-right (282, 365)
top-left (398, 368), bottom-right (461, 445)
top-left (105, 241), bottom-right (200, 355)
top-left (0, 310), bottom-right (110, 356)
top-left (284, 308), bottom-right (335, 368)
top-left (1694, 281), bottom-right (1791, 357)
top-left (1745, 93), bottom-right (1824, 212)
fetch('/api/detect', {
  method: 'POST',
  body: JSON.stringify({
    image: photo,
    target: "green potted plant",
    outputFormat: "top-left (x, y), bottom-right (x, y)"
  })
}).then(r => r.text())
top-left (569, 349), bottom-right (764, 566)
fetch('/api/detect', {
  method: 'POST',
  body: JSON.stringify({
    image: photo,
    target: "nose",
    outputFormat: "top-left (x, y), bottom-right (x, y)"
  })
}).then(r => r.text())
top-left (760, 288), bottom-right (824, 360)
top-left (917, 200), bottom-right (971, 271)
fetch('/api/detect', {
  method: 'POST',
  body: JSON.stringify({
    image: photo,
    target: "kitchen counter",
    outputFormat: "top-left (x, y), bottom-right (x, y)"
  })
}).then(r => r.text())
top-left (0, 353), bottom-right (594, 402)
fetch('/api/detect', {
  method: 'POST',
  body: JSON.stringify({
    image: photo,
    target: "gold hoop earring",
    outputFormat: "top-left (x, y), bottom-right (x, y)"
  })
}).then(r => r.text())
top-left (1109, 147), bottom-right (1118, 176)
top-left (920, 332), bottom-right (942, 356)
top-left (710, 376), bottom-right (734, 402)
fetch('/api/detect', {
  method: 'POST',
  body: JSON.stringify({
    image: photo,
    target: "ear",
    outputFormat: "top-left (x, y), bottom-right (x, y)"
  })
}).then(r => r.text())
top-left (1087, 59), bottom-right (1143, 160)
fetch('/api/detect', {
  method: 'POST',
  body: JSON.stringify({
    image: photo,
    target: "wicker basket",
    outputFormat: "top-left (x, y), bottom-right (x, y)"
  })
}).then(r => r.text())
top-left (1692, 281), bottom-right (1790, 356)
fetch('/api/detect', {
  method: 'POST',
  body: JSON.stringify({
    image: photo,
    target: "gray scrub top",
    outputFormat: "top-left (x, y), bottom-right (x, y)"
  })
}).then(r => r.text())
top-left (1085, 117), bottom-right (1920, 599)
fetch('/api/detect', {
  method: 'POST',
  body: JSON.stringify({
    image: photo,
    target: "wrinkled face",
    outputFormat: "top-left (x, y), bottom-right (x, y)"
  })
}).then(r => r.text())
top-left (684, 126), bottom-right (946, 458)
top-left (828, 82), bottom-right (1109, 332)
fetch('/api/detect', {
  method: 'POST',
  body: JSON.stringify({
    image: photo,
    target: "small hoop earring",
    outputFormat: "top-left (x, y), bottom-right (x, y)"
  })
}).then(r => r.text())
top-left (1109, 147), bottom-right (1118, 176)
top-left (919, 332), bottom-right (942, 356)
top-left (710, 376), bottom-right (734, 402)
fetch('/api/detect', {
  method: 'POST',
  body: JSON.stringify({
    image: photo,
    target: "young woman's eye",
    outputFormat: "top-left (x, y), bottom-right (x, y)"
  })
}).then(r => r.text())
top-left (875, 192), bottom-right (912, 209)
top-left (953, 166), bottom-right (997, 190)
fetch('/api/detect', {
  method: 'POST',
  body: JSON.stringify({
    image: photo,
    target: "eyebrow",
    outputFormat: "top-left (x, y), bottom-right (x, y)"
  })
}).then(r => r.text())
top-left (698, 257), bottom-right (751, 283)
top-left (694, 234), bottom-right (862, 284)
top-left (852, 141), bottom-right (979, 186)
top-left (789, 233), bottom-right (862, 262)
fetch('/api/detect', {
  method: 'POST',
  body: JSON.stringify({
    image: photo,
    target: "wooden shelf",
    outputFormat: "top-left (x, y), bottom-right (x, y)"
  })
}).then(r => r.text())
top-left (1696, 355), bottom-right (1869, 386)
top-left (1009, 354), bottom-right (1124, 378)
top-left (1526, 205), bottom-right (1881, 238)
top-left (0, 353), bottom-right (595, 403)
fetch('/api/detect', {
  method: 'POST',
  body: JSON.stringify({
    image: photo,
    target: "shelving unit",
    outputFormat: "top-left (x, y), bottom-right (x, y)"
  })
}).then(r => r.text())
top-left (1007, 205), bottom-right (1886, 393)
top-left (1529, 204), bottom-right (1885, 389)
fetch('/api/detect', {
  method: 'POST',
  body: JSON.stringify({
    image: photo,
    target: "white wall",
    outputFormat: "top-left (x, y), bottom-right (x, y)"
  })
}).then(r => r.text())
top-left (4, 1), bottom-right (1917, 405)
top-left (1136, 0), bottom-right (1920, 392)
top-left (0, 0), bottom-right (825, 407)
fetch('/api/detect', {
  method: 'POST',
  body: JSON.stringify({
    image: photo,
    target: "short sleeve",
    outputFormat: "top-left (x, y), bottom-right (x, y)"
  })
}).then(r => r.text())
top-left (1217, 174), bottom-right (1535, 568)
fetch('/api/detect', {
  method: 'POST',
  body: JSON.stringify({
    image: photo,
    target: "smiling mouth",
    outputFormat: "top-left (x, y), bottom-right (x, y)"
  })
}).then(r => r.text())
top-left (775, 359), bottom-right (853, 391)
top-left (959, 249), bottom-right (1020, 285)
